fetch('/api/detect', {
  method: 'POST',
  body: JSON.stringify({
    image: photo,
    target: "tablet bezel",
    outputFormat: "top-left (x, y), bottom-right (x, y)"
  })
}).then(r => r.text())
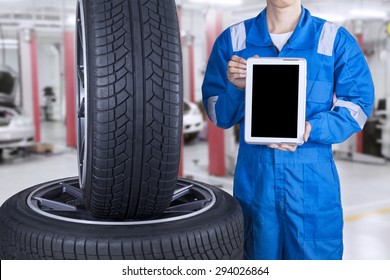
top-left (244, 57), bottom-right (307, 145)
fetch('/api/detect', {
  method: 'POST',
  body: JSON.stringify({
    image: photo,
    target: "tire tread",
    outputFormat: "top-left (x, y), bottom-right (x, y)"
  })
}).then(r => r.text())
top-left (82, 0), bottom-right (182, 219)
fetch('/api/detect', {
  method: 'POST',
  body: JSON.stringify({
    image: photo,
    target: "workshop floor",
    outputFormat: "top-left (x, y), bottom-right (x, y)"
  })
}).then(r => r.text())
top-left (1, 121), bottom-right (389, 260)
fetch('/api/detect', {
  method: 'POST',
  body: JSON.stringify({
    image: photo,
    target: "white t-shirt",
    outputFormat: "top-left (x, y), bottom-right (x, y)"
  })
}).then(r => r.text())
top-left (270, 31), bottom-right (293, 51)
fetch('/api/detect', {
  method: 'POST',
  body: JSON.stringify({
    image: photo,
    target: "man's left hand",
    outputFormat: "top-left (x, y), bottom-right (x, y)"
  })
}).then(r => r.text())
top-left (268, 121), bottom-right (312, 152)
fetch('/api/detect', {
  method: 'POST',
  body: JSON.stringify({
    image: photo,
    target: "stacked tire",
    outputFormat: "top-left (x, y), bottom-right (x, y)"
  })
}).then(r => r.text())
top-left (0, 0), bottom-right (244, 260)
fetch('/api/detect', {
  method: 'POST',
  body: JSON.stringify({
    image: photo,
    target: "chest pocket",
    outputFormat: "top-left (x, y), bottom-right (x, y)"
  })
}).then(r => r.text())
top-left (306, 80), bottom-right (334, 117)
top-left (306, 80), bottom-right (333, 104)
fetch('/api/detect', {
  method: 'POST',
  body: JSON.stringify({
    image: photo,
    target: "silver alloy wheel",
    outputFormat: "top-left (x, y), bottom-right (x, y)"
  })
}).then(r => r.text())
top-left (27, 177), bottom-right (216, 225)
top-left (75, 0), bottom-right (88, 189)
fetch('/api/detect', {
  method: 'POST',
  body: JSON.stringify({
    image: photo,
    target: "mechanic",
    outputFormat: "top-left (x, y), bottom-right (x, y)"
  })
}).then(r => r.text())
top-left (202, 0), bottom-right (374, 259)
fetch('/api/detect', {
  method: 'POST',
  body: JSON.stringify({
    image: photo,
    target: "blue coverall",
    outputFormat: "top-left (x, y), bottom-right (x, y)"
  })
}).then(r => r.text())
top-left (202, 6), bottom-right (375, 260)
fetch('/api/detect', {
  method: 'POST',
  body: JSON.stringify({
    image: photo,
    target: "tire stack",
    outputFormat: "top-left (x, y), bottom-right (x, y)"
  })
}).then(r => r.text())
top-left (0, 0), bottom-right (244, 260)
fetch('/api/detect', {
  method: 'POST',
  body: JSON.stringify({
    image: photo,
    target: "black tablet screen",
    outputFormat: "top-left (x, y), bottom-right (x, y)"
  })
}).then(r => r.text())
top-left (251, 64), bottom-right (299, 138)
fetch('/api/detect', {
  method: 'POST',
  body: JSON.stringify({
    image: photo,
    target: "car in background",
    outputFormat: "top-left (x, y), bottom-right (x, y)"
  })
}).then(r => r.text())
top-left (0, 65), bottom-right (35, 156)
top-left (183, 99), bottom-right (205, 143)
top-left (0, 104), bottom-right (35, 152)
top-left (0, 65), bottom-right (17, 104)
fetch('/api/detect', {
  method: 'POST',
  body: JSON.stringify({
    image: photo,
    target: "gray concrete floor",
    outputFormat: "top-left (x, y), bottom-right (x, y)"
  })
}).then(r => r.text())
top-left (1, 121), bottom-right (389, 260)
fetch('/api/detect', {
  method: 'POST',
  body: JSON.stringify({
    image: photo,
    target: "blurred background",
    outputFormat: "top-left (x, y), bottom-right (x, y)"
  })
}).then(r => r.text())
top-left (0, 0), bottom-right (389, 259)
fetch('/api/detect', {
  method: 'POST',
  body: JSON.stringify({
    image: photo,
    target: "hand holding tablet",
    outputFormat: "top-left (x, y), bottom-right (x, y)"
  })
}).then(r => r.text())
top-left (227, 55), bottom-right (247, 89)
top-left (269, 121), bottom-right (312, 151)
top-left (244, 57), bottom-right (307, 146)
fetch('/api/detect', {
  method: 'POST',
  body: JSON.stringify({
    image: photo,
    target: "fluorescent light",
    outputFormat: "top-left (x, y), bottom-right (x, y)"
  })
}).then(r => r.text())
top-left (66, 15), bottom-right (76, 26)
top-left (0, 39), bottom-right (18, 50)
top-left (189, 0), bottom-right (243, 7)
top-left (314, 9), bottom-right (387, 22)
top-left (0, 39), bottom-right (18, 45)
top-left (313, 13), bottom-right (346, 23)
top-left (349, 9), bottom-right (387, 19)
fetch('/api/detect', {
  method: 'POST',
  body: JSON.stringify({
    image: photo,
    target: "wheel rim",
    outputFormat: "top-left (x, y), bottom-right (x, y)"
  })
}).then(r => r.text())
top-left (76, 0), bottom-right (88, 189)
top-left (26, 177), bottom-right (216, 225)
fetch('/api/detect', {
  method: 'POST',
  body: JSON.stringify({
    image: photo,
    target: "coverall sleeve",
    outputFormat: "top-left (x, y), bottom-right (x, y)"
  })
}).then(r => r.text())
top-left (307, 28), bottom-right (375, 144)
top-left (201, 30), bottom-right (245, 129)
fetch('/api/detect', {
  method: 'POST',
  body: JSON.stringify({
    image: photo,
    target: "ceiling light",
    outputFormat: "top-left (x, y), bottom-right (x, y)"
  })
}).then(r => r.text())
top-left (349, 9), bottom-right (387, 19)
top-left (313, 13), bottom-right (346, 23)
top-left (188, 0), bottom-right (243, 7)
top-left (0, 39), bottom-right (18, 49)
top-left (0, 39), bottom-right (18, 45)
top-left (66, 15), bottom-right (76, 26)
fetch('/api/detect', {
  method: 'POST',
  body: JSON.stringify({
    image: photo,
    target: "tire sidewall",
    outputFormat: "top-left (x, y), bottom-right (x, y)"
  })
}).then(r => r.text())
top-left (0, 180), bottom-right (239, 240)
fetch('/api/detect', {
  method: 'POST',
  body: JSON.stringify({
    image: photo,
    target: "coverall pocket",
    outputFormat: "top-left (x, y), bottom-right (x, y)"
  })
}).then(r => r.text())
top-left (303, 162), bottom-right (342, 211)
top-left (233, 148), bottom-right (256, 208)
top-left (306, 80), bottom-right (334, 116)
top-left (303, 162), bottom-right (343, 240)
top-left (304, 209), bottom-right (343, 240)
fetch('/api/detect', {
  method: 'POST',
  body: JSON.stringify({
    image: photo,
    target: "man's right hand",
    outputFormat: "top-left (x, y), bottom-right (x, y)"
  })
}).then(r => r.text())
top-left (227, 55), bottom-right (247, 90)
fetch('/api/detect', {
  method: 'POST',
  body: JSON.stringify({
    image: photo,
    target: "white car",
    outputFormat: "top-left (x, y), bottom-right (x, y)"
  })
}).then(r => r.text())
top-left (0, 104), bottom-right (35, 150)
top-left (183, 99), bottom-right (205, 143)
top-left (0, 66), bottom-right (35, 154)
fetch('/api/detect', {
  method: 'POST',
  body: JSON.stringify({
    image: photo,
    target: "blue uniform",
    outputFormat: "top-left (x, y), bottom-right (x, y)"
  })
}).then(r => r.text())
top-left (202, 6), bottom-right (374, 260)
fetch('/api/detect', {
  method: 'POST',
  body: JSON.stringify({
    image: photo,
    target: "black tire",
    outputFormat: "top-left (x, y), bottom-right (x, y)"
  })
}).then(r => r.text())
top-left (76, 0), bottom-right (183, 220)
top-left (0, 177), bottom-right (244, 260)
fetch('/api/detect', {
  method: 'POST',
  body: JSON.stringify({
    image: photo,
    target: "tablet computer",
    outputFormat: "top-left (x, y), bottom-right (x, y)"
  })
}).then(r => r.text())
top-left (244, 57), bottom-right (307, 145)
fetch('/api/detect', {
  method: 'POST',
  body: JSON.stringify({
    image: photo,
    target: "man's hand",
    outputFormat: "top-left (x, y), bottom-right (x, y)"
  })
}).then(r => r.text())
top-left (268, 121), bottom-right (312, 152)
top-left (303, 121), bottom-right (312, 142)
top-left (227, 55), bottom-right (247, 89)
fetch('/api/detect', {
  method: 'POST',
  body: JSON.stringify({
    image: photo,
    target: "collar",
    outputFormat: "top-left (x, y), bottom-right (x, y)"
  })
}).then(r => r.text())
top-left (246, 5), bottom-right (316, 50)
